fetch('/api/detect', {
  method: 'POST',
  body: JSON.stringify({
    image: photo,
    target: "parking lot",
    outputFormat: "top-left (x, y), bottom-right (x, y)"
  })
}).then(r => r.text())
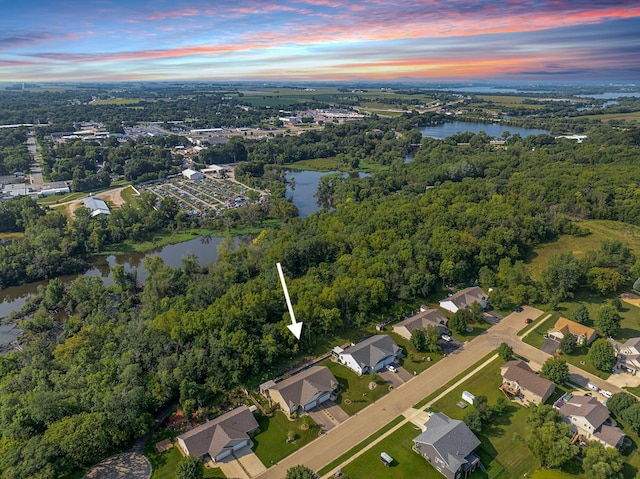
top-left (144, 176), bottom-right (262, 215)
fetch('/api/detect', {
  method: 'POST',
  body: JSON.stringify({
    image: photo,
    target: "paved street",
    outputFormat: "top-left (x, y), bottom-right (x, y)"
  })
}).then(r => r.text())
top-left (255, 307), bottom-right (541, 479)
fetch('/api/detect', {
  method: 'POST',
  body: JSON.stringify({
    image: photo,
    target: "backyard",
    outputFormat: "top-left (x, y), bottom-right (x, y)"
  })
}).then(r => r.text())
top-left (252, 411), bottom-right (320, 465)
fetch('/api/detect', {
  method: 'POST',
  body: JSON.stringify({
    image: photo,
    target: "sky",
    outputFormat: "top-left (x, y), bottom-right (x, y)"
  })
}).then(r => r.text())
top-left (1, 0), bottom-right (639, 83)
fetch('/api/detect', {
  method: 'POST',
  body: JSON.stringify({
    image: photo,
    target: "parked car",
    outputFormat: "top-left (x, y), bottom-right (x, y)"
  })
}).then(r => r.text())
top-left (515, 307), bottom-right (524, 313)
top-left (441, 334), bottom-right (452, 342)
top-left (600, 389), bottom-right (613, 399)
top-left (587, 382), bottom-right (599, 391)
top-left (388, 365), bottom-right (398, 373)
top-left (524, 318), bottom-right (533, 324)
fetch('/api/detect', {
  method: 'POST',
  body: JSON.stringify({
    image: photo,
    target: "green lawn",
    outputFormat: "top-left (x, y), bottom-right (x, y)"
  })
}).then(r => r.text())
top-left (388, 331), bottom-right (444, 375)
top-left (318, 359), bottom-right (392, 415)
top-left (342, 423), bottom-right (445, 479)
top-left (251, 411), bottom-right (320, 465)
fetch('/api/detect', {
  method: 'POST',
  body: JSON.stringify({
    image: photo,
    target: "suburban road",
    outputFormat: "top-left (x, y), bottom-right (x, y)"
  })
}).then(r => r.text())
top-left (256, 307), bottom-right (627, 479)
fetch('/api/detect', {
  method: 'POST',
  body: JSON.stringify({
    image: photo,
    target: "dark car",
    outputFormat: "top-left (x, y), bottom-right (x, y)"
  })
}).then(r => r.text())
top-left (515, 307), bottom-right (524, 313)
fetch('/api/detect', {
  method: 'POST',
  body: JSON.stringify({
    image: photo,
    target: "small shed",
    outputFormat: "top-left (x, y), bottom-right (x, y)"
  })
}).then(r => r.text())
top-left (462, 390), bottom-right (475, 405)
top-left (332, 346), bottom-right (344, 359)
top-left (380, 452), bottom-right (393, 466)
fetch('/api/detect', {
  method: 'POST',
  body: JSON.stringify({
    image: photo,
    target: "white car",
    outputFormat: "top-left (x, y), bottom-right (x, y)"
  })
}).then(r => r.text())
top-left (441, 334), bottom-right (452, 342)
top-left (388, 365), bottom-right (398, 373)
top-left (587, 382), bottom-right (599, 391)
top-left (600, 389), bottom-right (613, 399)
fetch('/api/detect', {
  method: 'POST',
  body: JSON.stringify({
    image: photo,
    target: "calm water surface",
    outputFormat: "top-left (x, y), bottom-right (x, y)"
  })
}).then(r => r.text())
top-left (419, 121), bottom-right (549, 139)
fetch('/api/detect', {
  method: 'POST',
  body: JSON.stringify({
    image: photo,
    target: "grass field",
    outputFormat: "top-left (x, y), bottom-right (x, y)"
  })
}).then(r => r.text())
top-left (120, 185), bottom-right (139, 203)
top-left (91, 98), bottom-right (142, 105)
top-left (252, 411), bottom-right (319, 465)
top-left (527, 220), bottom-right (640, 281)
top-left (574, 111), bottom-right (640, 122)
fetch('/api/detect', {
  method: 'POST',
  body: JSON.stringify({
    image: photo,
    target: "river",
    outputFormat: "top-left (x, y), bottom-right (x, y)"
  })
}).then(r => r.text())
top-left (419, 121), bottom-right (549, 139)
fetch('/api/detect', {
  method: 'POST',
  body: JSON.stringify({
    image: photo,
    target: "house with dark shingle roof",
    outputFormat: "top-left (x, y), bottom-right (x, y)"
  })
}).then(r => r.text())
top-left (393, 307), bottom-right (449, 340)
top-left (338, 335), bottom-right (402, 375)
top-left (260, 366), bottom-right (338, 416)
top-left (176, 405), bottom-right (259, 463)
top-left (500, 360), bottom-right (556, 405)
top-left (555, 394), bottom-right (625, 449)
top-left (413, 412), bottom-right (482, 479)
top-left (439, 287), bottom-right (487, 314)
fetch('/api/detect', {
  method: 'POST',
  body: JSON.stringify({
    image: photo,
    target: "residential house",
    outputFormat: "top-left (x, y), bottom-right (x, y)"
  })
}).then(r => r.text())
top-left (176, 405), bottom-right (259, 463)
top-left (500, 360), bottom-right (556, 405)
top-left (554, 394), bottom-right (625, 449)
top-left (609, 337), bottom-right (640, 374)
top-left (439, 287), bottom-right (488, 314)
top-left (548, 317), bottom-right (597, 346)
top-left (260, 366), bottom-right (338, 416)
top-left (338, 335), bottom-right (402, 376)
top-left (83, 197), bottom-right (110, 217)
top-left (413, 412), bottom-right (482, 479)
top-left (393, 307), bottom-right (449, 340)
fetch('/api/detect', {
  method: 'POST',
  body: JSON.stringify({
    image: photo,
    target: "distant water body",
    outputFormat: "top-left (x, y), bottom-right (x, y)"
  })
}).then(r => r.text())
top-left (419, 121), bottom-right (549, 139)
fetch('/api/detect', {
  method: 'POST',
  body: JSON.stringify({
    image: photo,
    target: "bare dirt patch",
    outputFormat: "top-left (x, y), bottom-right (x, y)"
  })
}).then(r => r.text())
top-left (53, 187), bottom-right (127, 218)
top-left (621, 292), bottom-right (640, 308)
top-left (83, 452), bottom-right (151, 479)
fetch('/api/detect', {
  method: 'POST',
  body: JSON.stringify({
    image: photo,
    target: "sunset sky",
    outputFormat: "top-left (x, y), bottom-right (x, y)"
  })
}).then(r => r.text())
top-left (1, 0), bottom-right (639, 82)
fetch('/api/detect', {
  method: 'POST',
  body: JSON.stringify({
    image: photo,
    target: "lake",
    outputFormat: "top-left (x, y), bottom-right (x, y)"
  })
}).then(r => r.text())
top-left (419, 121), bottom-right (549, 139)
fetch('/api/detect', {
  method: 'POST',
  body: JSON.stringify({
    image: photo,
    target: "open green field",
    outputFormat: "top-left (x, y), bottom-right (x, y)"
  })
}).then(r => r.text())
top-left (527, 220), bottom-right (640, 281)
top-left (91, 98), bottom-right (142, 105)
top-left (575, 111), bottom-right (640, 122)
top-left (252, 411), bottom-right (319, 465)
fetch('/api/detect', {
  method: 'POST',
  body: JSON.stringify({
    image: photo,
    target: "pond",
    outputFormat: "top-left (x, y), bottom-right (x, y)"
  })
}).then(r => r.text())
top-left (0, 234), bottom-right (235, 323)
top-left (286, 170), bottom-right (369, 217)
top-left (419, 121), bottom-right (549, 139)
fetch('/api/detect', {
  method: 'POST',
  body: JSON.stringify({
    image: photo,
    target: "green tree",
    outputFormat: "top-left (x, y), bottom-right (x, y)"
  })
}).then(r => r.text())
top-left (473, 395), bottom-right (493, 422)
top-left (176, 455), bottom-right (203, 479)
top-left (497, 342), bottom-right (513, 361)
top-left (541, 357), bottom-right (569, 384)
top-left (463, 408), bottom-right (482, 433)
top-left (595, 305), bottom-right (622, 337)
top-left (607, 392), bottom-right (638, 417)
top-left (588, 338), bottom-right (617, 372)
top-left (449, 310), bottom-right (468, 334)
top-left (573, 304), bottom-right (590, 324)
top-left (541, 252), bottom-right (583, 300)
top-left (621, 403), bottom-right (640, 432)
top-left (410, 329), bottom-right (427, 352)
top-left (559, 334), bottom-right (577, 354)
top-left (582, 441), bottom-right (623, 479)
top-left (526, 405), bottom-right (578, 468)
top-left (285, 465), bottom-right (317, 479)
top-left (424, 325), bottom-right (442, 353)
top-left (587, 267), bottom-right (626, 295)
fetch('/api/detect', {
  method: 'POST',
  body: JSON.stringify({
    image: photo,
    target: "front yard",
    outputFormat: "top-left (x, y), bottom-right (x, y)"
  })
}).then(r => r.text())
top-left (319, 359), bottom-right (393, 415)
top-left (252, 411), bottom-right (320, 465)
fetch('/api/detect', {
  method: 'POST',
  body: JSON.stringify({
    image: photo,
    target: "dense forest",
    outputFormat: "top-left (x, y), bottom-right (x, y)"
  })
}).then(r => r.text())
top-left (1, 117), bottom-right (640, 477)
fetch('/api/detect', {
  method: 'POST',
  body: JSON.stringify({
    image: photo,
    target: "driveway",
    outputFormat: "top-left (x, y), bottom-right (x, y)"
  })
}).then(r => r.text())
top-left (378, 368), bottom-right (405, 388)
top-left (540, 338), bottom-right (559, 355)
top-left (218, 446), bottom-right (266, 479)
top-left (483, 311), bottom-right (504, 325)
top-left (441, 338), bottom-right (463, 355)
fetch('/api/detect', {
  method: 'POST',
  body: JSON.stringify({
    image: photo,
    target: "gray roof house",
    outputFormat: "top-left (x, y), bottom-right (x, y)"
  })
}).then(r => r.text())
top-left (176, 405), bottom-right (259, 463)
top-left (393, 308), bottom-right (449, 340)
top-left (338, 335), bottom-right (402, 376)
top-left (83, 197), bottom-right (110, 217)
top-left (413, 412), bottom-right (482, 479)
top-left (260, 366), bottom-right (338, 416)
top-left (500, 360), bottom-right (556, 405)
top-left (609, 337), bottom-right (640, 373)
top-left (439, 287), bottom-right (487, 314)
top-left (555, 394), bottom-right (625, 449)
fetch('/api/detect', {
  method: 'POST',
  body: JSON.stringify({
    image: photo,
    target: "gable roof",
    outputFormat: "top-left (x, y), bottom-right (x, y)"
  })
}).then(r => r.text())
top-left (83, 197), bottom-right (110, 216)
top-left (594, 424), bottom-right (625, 448)
top-left (414, 412), bottom-right (481, 473)
top-left (394, 309), bottom-right (448, 334)
top-left (558, 395), bottom-right (610, 430)
top-left (342, 335), bottom-right (400, 369)
top-left (620, 337), bottom-right (640, 354)
top-left (268, 366), bottom-right (337, 409)
top-left (501, 360), bottom-right (555, 398)
top-left (550, 317), bottom-right (596, 339)
top-left (440, 287), bottom-right (487, 310)
top-left (178, 405), bottom-right (258, 459)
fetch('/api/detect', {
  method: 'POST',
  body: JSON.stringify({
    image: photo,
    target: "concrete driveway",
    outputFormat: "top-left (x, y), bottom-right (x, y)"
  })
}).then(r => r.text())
top-left (307, 400), bottom-right (349, 432)
top-left (540, 338), bottom-right (559, 354)
top-left (218, 446), bottom-right (266, 479)
top-left (378, 368), bottom-right (405, 388)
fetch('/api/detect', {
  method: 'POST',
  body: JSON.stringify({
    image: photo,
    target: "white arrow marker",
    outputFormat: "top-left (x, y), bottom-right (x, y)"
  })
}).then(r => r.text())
top-left (276, 262), bottom-right (303, 340)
